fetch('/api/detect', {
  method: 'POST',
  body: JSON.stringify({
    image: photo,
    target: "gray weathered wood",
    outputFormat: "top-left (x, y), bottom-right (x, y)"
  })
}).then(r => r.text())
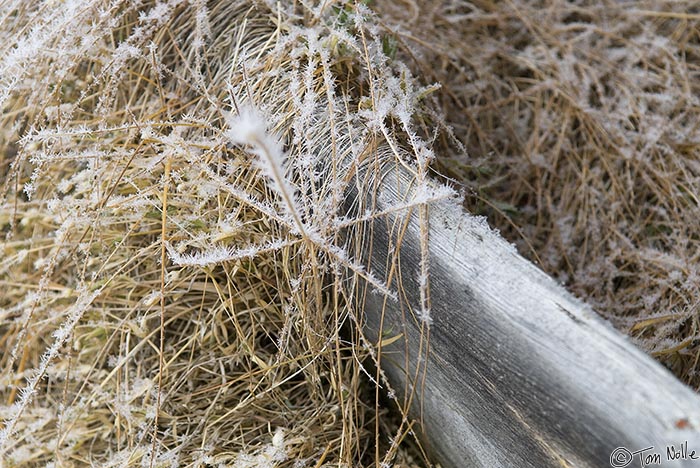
top-left (346, 161), bottom-right (700, 468)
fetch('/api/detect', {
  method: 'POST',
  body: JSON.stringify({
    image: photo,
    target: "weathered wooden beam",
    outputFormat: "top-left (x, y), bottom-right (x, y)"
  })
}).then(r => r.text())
top-left (347, 161), bottom-right (700, 468)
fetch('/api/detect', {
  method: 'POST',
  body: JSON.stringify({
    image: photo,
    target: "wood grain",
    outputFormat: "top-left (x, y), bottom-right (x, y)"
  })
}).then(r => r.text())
top-left (346, 161), bottom-right (700, 467)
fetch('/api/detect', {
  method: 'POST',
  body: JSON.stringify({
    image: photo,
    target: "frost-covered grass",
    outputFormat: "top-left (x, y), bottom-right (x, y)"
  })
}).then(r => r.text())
top-left (3, 0), bottom-right (700, 466)
top-left (0, 1), bottom-right (441, 466)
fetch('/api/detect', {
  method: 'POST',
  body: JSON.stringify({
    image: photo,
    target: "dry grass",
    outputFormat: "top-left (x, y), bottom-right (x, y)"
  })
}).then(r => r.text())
top-left (2, 0), bottom-right (700, 466)
top-left (377, 0), bottom-right (700, 388)
top-left (0, 1), bottom-right (436, 466)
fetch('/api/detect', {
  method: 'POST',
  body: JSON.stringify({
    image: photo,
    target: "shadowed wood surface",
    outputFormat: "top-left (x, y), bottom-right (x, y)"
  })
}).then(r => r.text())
top-left (347, 162), bottom-right (700, 468)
